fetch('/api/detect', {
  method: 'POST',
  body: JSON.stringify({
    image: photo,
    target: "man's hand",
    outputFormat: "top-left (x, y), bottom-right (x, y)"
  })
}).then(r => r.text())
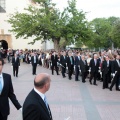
top-left (88, 69), bottom-right (91, 73)
top-left (19, 108), bottom-right (22, 112)
top-left (112, 73), bottom-right (115, 77)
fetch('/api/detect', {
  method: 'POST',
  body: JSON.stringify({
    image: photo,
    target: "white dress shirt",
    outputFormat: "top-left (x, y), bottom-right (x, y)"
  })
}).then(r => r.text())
top-left (34, 56), bottom-right (36, 63)
top-left (34, 87), bottom-right (45, 101)
top-left (117, 60), bottom-right (120, 67)
top-left (0, 73), bottom-right (4, 94)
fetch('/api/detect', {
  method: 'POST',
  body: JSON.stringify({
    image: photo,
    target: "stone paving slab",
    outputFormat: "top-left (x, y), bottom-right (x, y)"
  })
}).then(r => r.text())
top-left (2, 62), bottom-right (120, 120)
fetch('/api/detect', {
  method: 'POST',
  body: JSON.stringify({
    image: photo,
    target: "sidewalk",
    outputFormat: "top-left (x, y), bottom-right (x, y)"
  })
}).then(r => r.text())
top-left (3, 62), bottom-right (120, 120)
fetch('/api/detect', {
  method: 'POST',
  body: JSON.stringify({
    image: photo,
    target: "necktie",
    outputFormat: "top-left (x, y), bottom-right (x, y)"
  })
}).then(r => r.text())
top-left (44, 96), bottom-right (52, 118)
top-left (107, 61), bottom-right (109, 67)
top-left (0, 77), bottom-right (2, 94)
top-left (94, 59), bottom-right (97, 66)
top-left (83, 60), bottom-right (86, 65)
top-left (70, 57), bottom-right (73, 64)
top-left (34, 56), bottom-right (36, 63)
top-left (44, 96), bottom-right (49, 109)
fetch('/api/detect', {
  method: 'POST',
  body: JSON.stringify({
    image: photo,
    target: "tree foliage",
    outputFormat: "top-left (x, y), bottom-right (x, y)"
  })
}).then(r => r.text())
top-left (88, 17), bottom-right (120, 48)
top-left (7, 0), bottom-right (91, 50)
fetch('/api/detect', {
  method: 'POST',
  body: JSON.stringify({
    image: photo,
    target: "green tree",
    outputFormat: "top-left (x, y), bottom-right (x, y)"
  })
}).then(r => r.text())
top-left (111, 18), bottom-right (120, 47)
top-left (7, 0), bottom-right (90, 50)
top-left (88, 17), bottom-right (120, 49)
top-left (62, 0), bottom-right (92, 47)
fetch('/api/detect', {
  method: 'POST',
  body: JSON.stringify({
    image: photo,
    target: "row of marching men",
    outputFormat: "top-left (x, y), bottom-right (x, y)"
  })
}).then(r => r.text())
top-left (51, 50), bottom-right (120, 91)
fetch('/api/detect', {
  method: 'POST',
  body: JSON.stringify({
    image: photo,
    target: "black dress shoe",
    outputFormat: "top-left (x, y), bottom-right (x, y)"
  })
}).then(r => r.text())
top-left (57, 74), bottom-right (60, 75)
top-left (89, 80), bottom-right (92, 85)
top-left (116, 89), bottom-right (120, 91)
top-left (16, 75), bottom-right (18, 77)
top-left (94, 84), bottom-right (98, 86)
top-left (109, 88), bottom-right (112, 91)
top-left (82, 81), bottom-right (86, 83)
top-left (63, 76), bottom-right (66, 78)
top-left (69, 78), bottom-right (71, 80)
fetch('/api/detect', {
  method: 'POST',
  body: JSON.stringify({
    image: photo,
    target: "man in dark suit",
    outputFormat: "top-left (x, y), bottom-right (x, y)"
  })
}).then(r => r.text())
top-left (109, 55), bottom-right (120, 91)
top-left (23, 73), bottom-right (52, 120)
top-left (0, 58), bottom-right (22, 120)
top-left (89, 54), bottom-right (99, 85)
top-left (60, 51), bottom-right (67, 78)
top-left (31, 52), bottom-right (38, 75)
top-left (101, 56), bottom-right (112, 89)
top-left (12, 53), bottom-right (20, 77)
top-left (74, 52), bottom-right (81, 81)
top-left (51, 51), bottom-right (59, 75)
top-left (79, 55), bottom-right (88, 83)
top-left (66, 51), bottom-right (74, 80)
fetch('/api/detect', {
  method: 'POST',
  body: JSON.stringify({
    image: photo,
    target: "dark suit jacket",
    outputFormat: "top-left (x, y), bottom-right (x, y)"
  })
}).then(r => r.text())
top-left (23, 89), bottom-right (52, 120)
top-left (51, 55), bottom-right (58, 65)
top-left (79, 60), bottom-right (88, 72)
top-left (0, 73), bottom-right (21, 116)
top-left (12, 57), bottom-right (20, 67)
top-left (89, 59), bottom-right (99, 73)
top-left (66, 56), bottom-right (74, 68)
top-left (101, 60), bottom-right (112, 74)
top-left (112, 60), bottom-right (120, 74)
top-left (74, 56), bottom-right (80, 67)
top-left (31, 56), bottom-right (38, 65)
top-left (60, 55), bottom-right (67, 65)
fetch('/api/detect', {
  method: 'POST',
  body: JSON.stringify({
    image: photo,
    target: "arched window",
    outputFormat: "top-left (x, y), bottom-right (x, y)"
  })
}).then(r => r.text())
top-left (0, 0), bottom-right (6, 13)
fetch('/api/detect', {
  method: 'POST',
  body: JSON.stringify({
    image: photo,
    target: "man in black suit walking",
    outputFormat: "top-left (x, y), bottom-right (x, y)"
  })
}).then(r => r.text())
top-left (12, 53), bottom-right (20, 77)
top-left (110, 55), bottom-right (120, 91)
top-left (74, 52), bottom-right (81, 81)
top-left (101, 56), bottom-right (112, 89)
top-left (31, 52), bottom-right (38, 75)
top-left (89, 54), bottom-right (99, 85)
top-left (51, 51), bottom-right (59, 75)
top-left (23, 73), bottom-right (52, 120)
top-left (60, 51), bottom-right (67, 78)
top-left (66, 51), bottom-right (74, 80)
top-left (0, 58), bottom-right (22, 120)
top-left (79, 55), bottom-right (88, 83)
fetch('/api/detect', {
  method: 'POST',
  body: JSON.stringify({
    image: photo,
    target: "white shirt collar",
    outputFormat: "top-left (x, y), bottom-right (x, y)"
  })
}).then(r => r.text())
top-left (34, 87), bottom-right (45, 101)
top-left (0, 73), bottom-right (3, 78)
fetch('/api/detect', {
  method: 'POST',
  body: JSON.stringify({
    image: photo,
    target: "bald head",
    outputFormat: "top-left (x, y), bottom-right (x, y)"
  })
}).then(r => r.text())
top-left (34, 73), bottom-right (51, 91)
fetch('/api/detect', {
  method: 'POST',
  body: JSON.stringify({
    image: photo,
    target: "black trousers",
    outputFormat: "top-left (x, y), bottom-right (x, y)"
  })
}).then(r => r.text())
top-left (32, 63), bottom-right (37, 74)
top-left (68, 65), bottom-right (74, 79)
top-left (110, 73), bottom-right (120, 90)
top-left (61, 64), bottom-right (66, 77)
top-left (90, 72), bottom-right (98, 84)
top-left (81, 72), bottom-right (87, 82)
top-left (13, 66), bottom-right (19, 76)
top-left (0, 112), bottom-right (7, 120)
top-left (75, 66), bottom-right (79, 80)
top-left (51, 64), bottom-right (58, 75)
top-left (103, 73), bottom-right (110, 88)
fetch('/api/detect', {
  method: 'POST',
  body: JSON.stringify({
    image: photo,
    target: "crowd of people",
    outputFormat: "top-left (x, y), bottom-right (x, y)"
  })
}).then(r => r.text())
top-left (0, 48), bottom-right (120, 120)
top-left (5, 48), bottom-right (120, 91)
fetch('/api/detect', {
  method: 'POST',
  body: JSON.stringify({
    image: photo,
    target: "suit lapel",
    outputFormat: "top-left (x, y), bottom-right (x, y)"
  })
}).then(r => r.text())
top-left (33, 90), bottom-right (50, 118)
top-left (1, 73), bottom-right (7, 94)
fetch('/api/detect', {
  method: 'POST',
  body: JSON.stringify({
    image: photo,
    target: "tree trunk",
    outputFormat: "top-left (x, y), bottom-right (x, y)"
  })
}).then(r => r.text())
top-left (52, 38), bottom-right (60, 51)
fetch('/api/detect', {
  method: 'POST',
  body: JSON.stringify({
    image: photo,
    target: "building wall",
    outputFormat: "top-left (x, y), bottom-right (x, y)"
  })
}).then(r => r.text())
top-left (0, 0), bottom-right (54, 50)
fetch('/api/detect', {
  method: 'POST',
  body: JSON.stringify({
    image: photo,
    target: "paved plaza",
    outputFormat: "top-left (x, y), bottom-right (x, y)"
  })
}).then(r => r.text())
top-left (3, 61), bottom-right (120, 120)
